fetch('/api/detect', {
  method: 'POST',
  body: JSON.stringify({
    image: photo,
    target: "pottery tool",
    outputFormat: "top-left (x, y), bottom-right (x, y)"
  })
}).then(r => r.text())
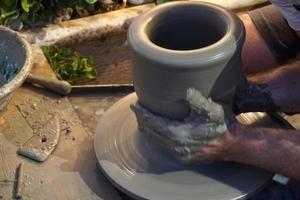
top-left (17, 115), bottom-right (60, 162)
top-left (26, 73), bottom-right (72, 96)
top-left (15, 163), bottom-right (24, 199)
top-left (93, 93), bottom-right (290, 200)
top-left (70, 84), bottom-right (134, 94)
top-left (27, 73), bottom-right (134, 95)
top-left (26, 46), bottom-right (71, 96)
top-left (28, 45), bottom-right (133, 95)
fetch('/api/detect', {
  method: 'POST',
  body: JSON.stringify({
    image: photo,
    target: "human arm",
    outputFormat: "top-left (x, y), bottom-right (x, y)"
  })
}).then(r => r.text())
top-left (238, 3), bottom-right (300, 74)
top-left (235, 59), bottom-right (300, 113)
top-left (203, 123), bottom-right (300, 181)
top-left (132, 88), bottom-right (300, 180)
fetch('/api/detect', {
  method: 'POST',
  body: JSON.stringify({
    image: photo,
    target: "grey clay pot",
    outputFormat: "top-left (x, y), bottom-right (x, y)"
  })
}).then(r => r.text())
top-left (128, 1), bottom-right (245, 119)
top-left (0, 26), bottom-right (32, 112)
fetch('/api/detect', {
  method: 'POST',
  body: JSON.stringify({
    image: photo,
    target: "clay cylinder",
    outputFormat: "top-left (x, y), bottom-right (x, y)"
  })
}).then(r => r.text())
top-left (128, 1), bottom-right (245, 119)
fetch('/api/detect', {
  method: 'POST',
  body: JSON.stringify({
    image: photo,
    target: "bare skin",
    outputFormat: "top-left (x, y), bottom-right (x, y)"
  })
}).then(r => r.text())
top-left (239, 14), bottom-right (278, 74)
top-left (235, 59), bottom-right (300, 113)
top-left (203, 14), bottom-right (300, 180)
top-left (235, 13), bottom-right (300, 112)
top-left (203, 124), bottom-right (300, 181)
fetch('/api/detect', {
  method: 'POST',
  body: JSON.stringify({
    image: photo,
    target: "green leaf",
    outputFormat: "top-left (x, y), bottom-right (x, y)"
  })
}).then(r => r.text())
top-left (1, 10), bottom-right (17, 19)
top-left (0, 0), bottom-right (100, 29)
top-left (21, 0), bottom-right (33, 12)
top-left (84, 0), bottom-right (97, 4)
top-left (0, 0), bottom-right (18, 11)
top-left (85, 70), bottom-right (96, 79)
top-left (42, 45), bottom-right (97, 84)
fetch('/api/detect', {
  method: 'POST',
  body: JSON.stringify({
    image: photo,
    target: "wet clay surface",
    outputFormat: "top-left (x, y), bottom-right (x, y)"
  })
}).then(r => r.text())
top-left (68, 92), bottom-right (127, 132)
top-left (0, 85), bottom-right (121, 200)
top-left (0, 44), bottom-right (122, 200)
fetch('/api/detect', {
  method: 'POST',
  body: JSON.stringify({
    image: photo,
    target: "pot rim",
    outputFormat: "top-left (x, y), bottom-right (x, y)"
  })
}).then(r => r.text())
top-left (0, 26), bottom-right (32, 99)
top-left (128, 1), bottom-right (245, 69)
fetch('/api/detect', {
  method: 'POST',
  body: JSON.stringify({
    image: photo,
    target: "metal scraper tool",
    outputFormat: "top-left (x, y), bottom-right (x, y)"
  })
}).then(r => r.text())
top-left (17, 116), bottom-right (60, 162)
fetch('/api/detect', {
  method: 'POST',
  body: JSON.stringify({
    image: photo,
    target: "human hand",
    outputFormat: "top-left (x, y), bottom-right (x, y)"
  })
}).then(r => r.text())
top-left (131, 88), bottom-right (236, 164)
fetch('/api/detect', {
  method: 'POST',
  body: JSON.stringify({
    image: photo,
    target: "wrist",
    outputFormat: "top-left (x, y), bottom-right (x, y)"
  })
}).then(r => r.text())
top-left (202, 123), bottom-right (244, 161)
top-left (222, 123), bottom-right (245, 161)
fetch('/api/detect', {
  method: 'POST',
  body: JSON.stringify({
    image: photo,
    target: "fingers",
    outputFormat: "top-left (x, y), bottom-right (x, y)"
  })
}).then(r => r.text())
top-left (131, 101), bottom-right (228, 164)
top-left (145, 129), bottom-right (207, 164)
top-left (186, 88), bottom-right (225, 122)
top-left (139, 120), bottom-right (196, 163)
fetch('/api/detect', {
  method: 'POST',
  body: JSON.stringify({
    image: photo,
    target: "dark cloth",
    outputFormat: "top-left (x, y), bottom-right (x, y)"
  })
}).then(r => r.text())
top-left (250, 179), bottom-right (300, 200)
top-left (249, 5), bottom-right (300, 63)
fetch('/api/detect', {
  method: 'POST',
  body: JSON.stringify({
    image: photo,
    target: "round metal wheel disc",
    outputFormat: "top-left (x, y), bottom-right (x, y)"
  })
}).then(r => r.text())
top-left (94, 93), bottom-right (273, 200)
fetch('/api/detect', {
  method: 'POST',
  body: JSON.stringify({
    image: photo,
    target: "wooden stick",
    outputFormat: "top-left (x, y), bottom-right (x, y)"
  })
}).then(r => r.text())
top-left (15, 163), bottom-right (24, 199)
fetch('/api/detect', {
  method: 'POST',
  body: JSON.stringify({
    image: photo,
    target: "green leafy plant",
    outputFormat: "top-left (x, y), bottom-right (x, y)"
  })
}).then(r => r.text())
top-left (42, 45), bottom-right (97, 84)
top-left (1, 0), bottom-right (169, 29)
top-left (155, 0), bottom-right (173, 4)
top-left (0, 0), bottom-right (99, 29)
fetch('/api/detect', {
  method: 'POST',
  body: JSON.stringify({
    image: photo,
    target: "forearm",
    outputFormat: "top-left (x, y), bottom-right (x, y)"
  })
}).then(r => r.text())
top-left (224, 124), bottom-right (300, 180)
top-left (235, 59), bottom-right (300, 113)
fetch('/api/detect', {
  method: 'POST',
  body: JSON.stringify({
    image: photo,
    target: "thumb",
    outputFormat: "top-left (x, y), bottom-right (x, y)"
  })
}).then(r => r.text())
top-left (186, 88), bottom-right (225, 123)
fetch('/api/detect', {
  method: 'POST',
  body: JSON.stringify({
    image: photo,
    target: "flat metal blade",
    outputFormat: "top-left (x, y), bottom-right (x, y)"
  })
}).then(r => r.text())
top-left (17, 116), bottom-right (60, 162)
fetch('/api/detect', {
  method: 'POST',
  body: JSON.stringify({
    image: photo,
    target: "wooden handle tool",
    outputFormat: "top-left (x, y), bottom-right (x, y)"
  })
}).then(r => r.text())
top-left (26, 74), bottom-right (72, 96)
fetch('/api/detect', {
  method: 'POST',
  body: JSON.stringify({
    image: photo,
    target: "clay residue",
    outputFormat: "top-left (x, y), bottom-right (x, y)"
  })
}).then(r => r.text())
top-left (131, 100), bottom-right (227, 164)
top-left (234, 80), bottom-right (280, 113)
top-left (17, 116), bottom-right (60, 162)
top-left (0, 47), bottom-right (19, 82)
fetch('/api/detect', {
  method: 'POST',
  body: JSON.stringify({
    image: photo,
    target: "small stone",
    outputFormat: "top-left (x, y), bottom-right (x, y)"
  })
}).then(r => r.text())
top-left (128, 0), bottom-right (153, 5)
top-left (123, 40), bottom-right (128, 47)
top-left (31, 103), bottom-right (37, 110)
top-left (95, 109), bottom-right (105, 116)
top-left (43, 97), bottom-right (49, 101)
top-left (0, 117), bottom-right (5, 125)
top-left (73, 105), bottom-right (80, 110)
top-left (72, 136), bottom-right (76, 141)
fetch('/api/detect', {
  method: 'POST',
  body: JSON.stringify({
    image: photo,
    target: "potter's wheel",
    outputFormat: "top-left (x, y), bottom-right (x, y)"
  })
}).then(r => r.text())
top-left (94, 93), bottom-right (275, 200)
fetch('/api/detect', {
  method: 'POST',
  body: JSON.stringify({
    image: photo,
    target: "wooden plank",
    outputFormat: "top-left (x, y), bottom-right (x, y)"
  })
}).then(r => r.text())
top-left (0, 85), bottom-right (121, 200)
top-left (65, 32), bottom-right (132, 85)
top-left (30, 45), bottom-right (58, 81)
